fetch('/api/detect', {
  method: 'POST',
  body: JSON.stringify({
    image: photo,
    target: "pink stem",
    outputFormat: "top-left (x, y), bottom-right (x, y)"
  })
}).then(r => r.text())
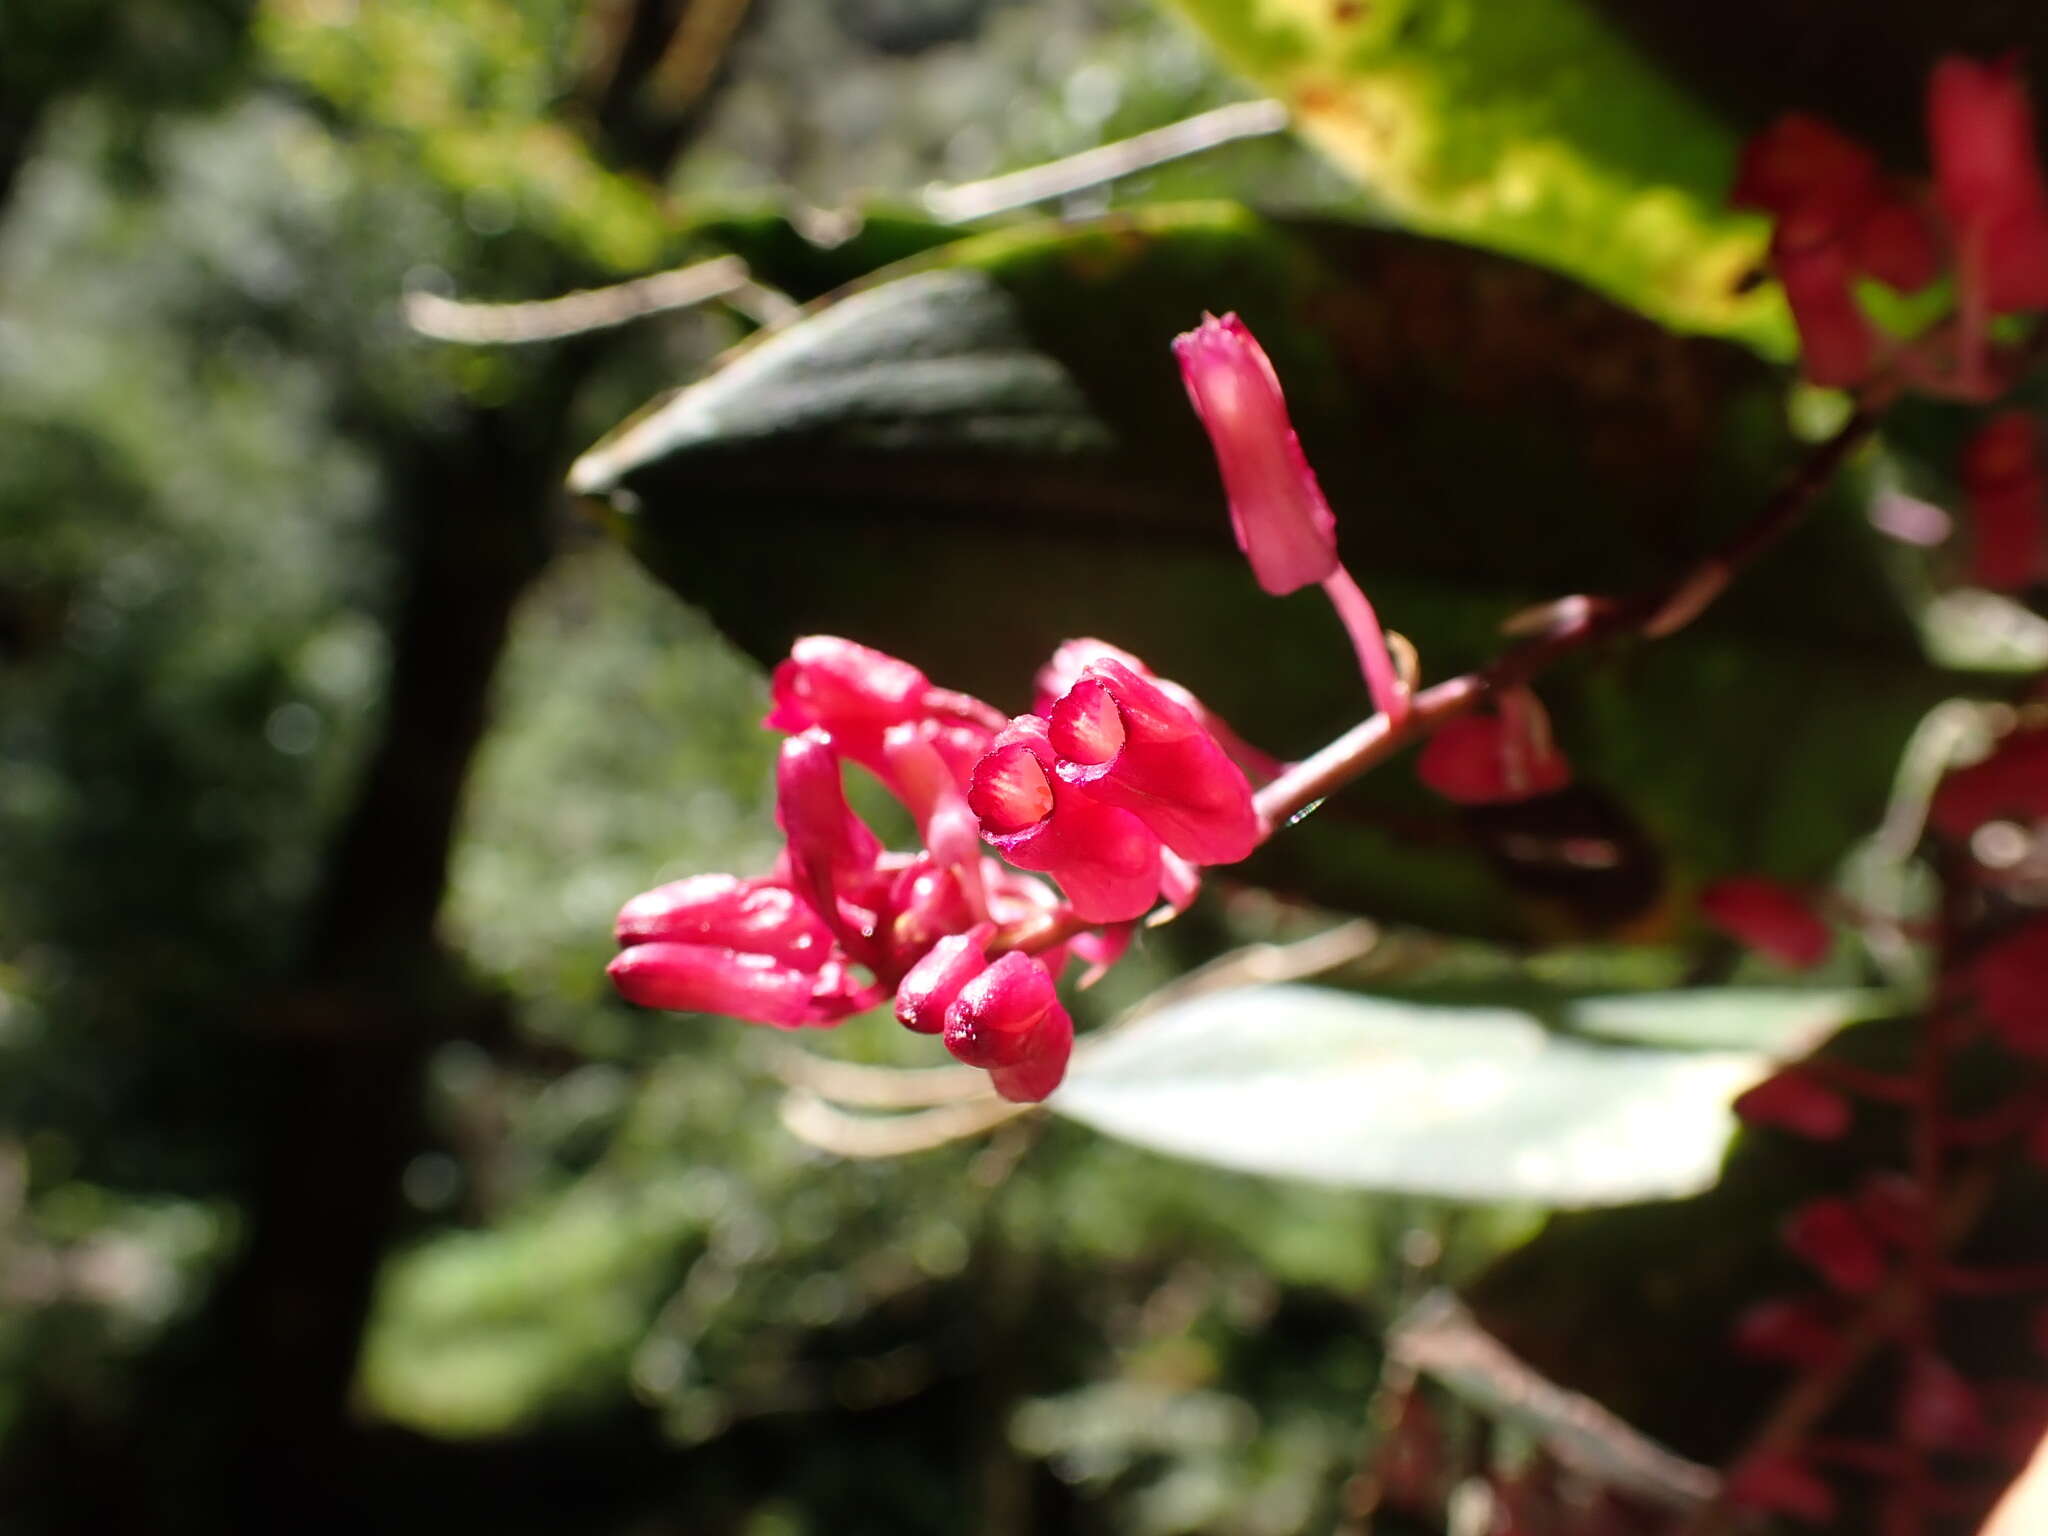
top-left (1321, 563), bottom-right (1410, 726)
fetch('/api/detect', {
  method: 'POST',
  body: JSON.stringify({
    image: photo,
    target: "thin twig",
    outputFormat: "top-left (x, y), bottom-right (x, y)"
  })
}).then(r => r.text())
top-left (403, 254), bottom-right (752, 343)
top-left (923, 99), bottom-right (1289, 223)
top-left (996, 394), bottom-right (1887, 964)
top-left (1249, 395), bottom-right (1890, 832)
top-left (779, 1089), bottom-right (1028, 1158)
top-left (760, 1042), bottom-right (989, 1108)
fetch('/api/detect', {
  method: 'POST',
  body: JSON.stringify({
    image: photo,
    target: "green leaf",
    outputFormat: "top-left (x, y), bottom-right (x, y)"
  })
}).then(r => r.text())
top-left (1154, 0), bottom-right (1774, 343)
top-left (1049, 985), bottom-right (1761, 1206)
top-left (1566, 987), bottom-right (1897, 1052)
top-left (572, 205), bottom-right (1975, 939)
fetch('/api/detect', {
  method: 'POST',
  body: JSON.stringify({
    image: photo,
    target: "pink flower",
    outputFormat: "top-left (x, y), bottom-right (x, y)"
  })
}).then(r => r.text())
top-left (615, 872), bottom-right (833, 967)
top-left (1733, 1067), bottom-right (1851, 1141)
top-left (766, 635), bottom-right (1001, 790)
top-left (1033, 638), bottom-right (1282, 783)
top-left (1928, 723), bottom-right (2048, 838)
top-left (1732, 1297), bottom-right (1840, 1369)
top-left (1902, 1354), bottom-right (1989, 1452)
top-left (1414, 693), bottom-right (1570, 805)
top-left (1732, 113), bottom-right (1882, 225)
top-left (1783, 1197), bottom-right (1888, 1294)
top-left (1967, 917), bottom-right (2048, 1057)
top-left (1731, 111), bottom-right (1943, 388)
top-left (1770, 211), bottom-right (1879, 388)
top-left (1046, 656), bottom-right (1258, 865)
top-left (1961, 411), bottom-right (2047, 591)
top-left (1171, 312), bottom-right (1340, 596)
top-left (894, 923), bottom-right (995, 1035)
top-left (1699, 876), bottom-right (1833, 969)
top-left (968, 715), bottom-right (1162, 923)
top-left (609, 943), bottom-right (827, 1028)
top-left (1726, 1458), bottom-right (1836, 1523)
top-left (1930, 56), bottom-right (2048, 313)
top-left (608, 872), bottom-right (876, 1028)
top-left (776, 730), bottom-right (889, 957)
top-left (942, 951), bottom-right (1075, 1102)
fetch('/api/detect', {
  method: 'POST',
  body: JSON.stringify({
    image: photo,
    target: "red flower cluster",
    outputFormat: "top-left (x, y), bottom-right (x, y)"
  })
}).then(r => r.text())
top-left (610, 636), bottom-right (1263, 1102)
top-left (1737, 56), bottom-right (2048, 400)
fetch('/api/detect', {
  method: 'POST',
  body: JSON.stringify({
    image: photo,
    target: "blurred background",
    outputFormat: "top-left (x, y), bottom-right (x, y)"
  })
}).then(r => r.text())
top-left (5, 0), bottom-right (2046, 1532)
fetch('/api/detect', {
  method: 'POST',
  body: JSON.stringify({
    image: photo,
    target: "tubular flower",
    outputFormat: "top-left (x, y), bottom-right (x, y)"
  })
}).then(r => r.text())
top-left (1174, 314), bottom-right (1409, 721)
top-left (894, 923), bottom-right (995, 1035)
top-left (1931, 55), bottom-right (2048, 314)
top-left (1961, 411), bottom-right (2047, 591)
top-left (1171, 312), bottom-right (1339, 596)
top-left (968, 715), bottom-right (1163, 923)
top-left (609, 943), bottom-right (826, 1028)
top-left (1726, 1458), bottom-right (1837, 1524)
top-left (776, 730), bottom-right (890, 958)
top-left (1732, 110), bottom-right (1945, 388)
top-left (1734, 1067), bottom-right (1852, 1141)
top-left (1414, 693), bottom-right (1571, 805)
top-left (766, 635), bottom-right (1002, 790)
top-left (1770, 211), bottom-right (1879, 389)
top-left (942, 950), bottom-right (1075, 1103)
top-left (1967, 916), bottom-right (2048, 1057)
top-left (1783, 1197), bottom-right (1889, 1295)
top-left (1047, 657), bottom-right (1259, 864)
top-left (608, 873), bottom-right (876, 1028)
top-left (1732, 113), bottom-right (1883, 223)
top-left (883, 721), bottom-right (989, 918)
top-left (615, 872), bottom-right (833, 966)
top-left (1033, 637), bottom-right (1282, 782)
top-left (1734, 113), bottom-right (1940, 293)
top-left (1928, 723), bottom-right (2048, 839)
top-left (1733, 1297), bottom-right (1842, 1369)
top-left (1698, 876), bottom-right (1833, 969)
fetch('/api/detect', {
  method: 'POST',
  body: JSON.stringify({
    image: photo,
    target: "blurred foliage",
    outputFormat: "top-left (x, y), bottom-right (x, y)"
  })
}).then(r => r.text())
top-left (1155, 0), bottom-right (1778, 345)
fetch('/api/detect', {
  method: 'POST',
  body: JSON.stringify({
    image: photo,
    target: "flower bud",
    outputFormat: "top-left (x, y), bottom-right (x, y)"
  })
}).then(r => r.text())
top-left (768, 635), bottom-right (1001, 789)
top-left (894, 924), bottom-right (994, 1034)
top-left (968, 716), bottom-right (1163, 923)
top-left (1931, 55), bottom-right (2048, 312)
top-left (989, 1000), bottom-right (1074, 1104)
top-left (614, 873), bottom-right (833, 968)
top-left (1733, 1067), bottom-right (1851, 1141)
top-left (943, 950), bottom-right (1062, 1069)
top-left (1699, 877), bottom-right (1832, 969)
top-left (1902, 1353), bottom-right (1988, 1451)
top-left (1961, 411), bottom-right (2047, 591)
top-left (1732, 1297), bottom-right (1840, 1369)
top-left (1928, 723), bottom-right (2048, 839)
top-left (1732, 113), bottom-right (1881, 224)
top-left (1415, 699), bottom-right (1571, 806)
top-left (1172, 312), bottom-right (1340, 596)
top-left (1049, 659), bottom-right (1258, 865)
top-left (1782, 1197), bottom-right (1887, 1294)
top-left (608, 942), bottom-right (820, 1028)
top-left (1967, 917), bottom-right (2048, 1057)
top-left (1726, 1458), bottom-right (1835, 1523)
top-left (1771, 213), bottom-right (1877, 388)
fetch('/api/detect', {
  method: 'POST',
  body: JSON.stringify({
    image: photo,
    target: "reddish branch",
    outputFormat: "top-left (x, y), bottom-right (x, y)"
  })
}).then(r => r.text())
top-left (1001, 392), bottom-right (1889, 957)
